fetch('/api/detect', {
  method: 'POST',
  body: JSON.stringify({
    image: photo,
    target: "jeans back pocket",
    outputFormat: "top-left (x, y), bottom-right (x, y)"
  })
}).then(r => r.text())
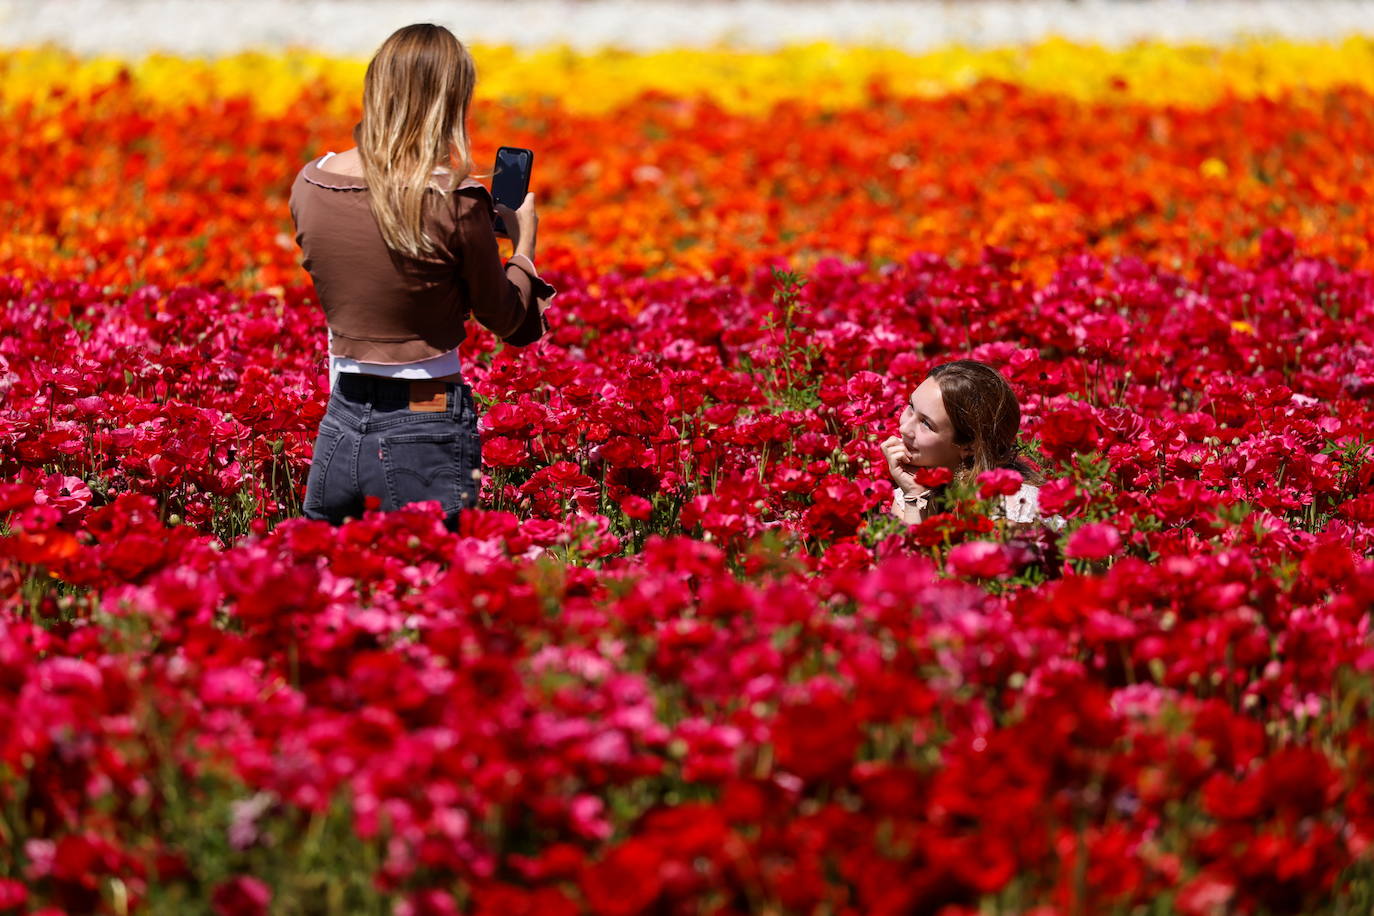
top-left (379, 426), bottom-right (477, 514)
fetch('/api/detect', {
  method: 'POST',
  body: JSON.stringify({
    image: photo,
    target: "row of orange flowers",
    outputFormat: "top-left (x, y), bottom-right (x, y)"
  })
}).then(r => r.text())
top-left (2, 76), bottom-right (1371, 291)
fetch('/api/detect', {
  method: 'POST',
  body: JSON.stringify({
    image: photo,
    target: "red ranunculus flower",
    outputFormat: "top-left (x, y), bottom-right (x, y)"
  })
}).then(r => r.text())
top-left (916, 466), bottom-right (954, 488)
top-left (977, 467), bottom-right (1024, 497)
top-left (483, 435), bottom-right (530, 468)
top-left (580, 839), bottom-right (665, 916)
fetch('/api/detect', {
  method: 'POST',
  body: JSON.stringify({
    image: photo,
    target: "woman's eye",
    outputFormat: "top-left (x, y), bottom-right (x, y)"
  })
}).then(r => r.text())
top-left (923, 419), bottom-right (935, 430)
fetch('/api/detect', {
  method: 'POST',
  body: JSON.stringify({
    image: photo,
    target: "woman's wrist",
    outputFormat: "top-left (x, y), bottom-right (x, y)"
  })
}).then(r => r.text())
top-left (899, 483), bottom-right (928, 501)
top-left (893, 490), bottom-right (925, 523)
top-left (515, 225), bottom-right (536, 262)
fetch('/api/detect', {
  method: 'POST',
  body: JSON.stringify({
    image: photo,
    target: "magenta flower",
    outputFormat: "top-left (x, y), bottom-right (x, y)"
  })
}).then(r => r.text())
top-left (1064, 522), bottom-right (1123, 560)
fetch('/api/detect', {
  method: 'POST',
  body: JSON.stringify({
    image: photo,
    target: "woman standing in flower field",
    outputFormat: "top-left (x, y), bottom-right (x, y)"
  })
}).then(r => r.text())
top-left (883, 359), bottom-right (1046, 525)
top-left (289, 23), bottom-right (553, 529)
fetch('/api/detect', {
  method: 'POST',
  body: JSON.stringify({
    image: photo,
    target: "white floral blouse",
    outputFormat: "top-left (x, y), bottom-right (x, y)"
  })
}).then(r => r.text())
top-left (891, 483), bottom-right (1062, 527)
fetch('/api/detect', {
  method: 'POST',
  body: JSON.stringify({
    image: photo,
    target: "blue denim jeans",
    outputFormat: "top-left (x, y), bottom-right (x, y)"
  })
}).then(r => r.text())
top-left (302, 374), bottom-right (481, 530)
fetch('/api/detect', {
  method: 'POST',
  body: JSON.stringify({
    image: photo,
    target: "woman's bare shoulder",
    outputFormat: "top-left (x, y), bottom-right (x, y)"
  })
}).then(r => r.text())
top-left (318, 148), bottom-right (364, 177)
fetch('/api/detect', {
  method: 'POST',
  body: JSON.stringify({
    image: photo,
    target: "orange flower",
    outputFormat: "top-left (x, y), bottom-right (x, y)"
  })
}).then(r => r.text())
top-left (2, 70), bottom-right (1371, 291)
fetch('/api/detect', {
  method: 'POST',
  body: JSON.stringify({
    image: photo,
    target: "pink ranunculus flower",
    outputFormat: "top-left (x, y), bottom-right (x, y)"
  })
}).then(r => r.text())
top-left (34, 473), bottom-right (92, 517)
top-left (0, 878), bottom-right (27, 909)
top-left (1064, 522), bottom-right (1123, 560)
top-left (946, 540), bottom-right (1013, 579)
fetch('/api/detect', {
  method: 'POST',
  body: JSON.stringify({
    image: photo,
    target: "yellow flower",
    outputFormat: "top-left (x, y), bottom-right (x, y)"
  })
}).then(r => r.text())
top-left (3, 38), bottom-right (1374, 114)
top-left (1200, 158), bottom-right (1229, 180)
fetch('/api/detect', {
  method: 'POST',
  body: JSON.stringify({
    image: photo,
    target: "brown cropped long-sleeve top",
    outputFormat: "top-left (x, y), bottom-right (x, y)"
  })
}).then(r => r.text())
top-left (288, 156), bottom-right (552, 363)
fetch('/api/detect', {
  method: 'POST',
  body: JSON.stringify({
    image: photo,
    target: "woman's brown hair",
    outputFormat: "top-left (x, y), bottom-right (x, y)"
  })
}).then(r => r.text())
top-left (358, 23), bottom-right (476, 257)
top-left (929, 359), bottom-right (1044, 486)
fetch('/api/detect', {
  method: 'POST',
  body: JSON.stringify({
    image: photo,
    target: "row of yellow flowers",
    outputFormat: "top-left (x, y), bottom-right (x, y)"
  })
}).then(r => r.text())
top-left (3, 37), bottom-right (1374, 115)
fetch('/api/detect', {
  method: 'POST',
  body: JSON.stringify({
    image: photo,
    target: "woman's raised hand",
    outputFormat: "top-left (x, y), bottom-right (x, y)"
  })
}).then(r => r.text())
top-left (881, 435), bottom-right (922, 497)
top-left (494, 192), bottom-right (539, 261)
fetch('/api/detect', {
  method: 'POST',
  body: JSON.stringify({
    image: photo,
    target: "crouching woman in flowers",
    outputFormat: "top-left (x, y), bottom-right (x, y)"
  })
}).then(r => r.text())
top-left (882, 359), bottom-right (1048, 525)
top-left (289, 24), bottom-right (553, 529)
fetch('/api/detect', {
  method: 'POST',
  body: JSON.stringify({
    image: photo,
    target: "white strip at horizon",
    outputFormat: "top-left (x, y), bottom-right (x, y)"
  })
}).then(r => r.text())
top-left (2, 0), bottom-right (1373, 55)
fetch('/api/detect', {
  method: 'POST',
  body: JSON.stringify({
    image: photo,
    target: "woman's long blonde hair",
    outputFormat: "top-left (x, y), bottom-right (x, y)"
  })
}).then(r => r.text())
top-left (359, 24), bottom-right (476, 257)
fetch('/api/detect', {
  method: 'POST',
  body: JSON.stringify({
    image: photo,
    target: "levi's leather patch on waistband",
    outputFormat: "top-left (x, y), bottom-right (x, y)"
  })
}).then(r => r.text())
top-left (408, 381), bottom-right (448, 413)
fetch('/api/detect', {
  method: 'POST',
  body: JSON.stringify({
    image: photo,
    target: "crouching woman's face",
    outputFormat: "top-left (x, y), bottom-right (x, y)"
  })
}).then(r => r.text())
top-left (897, 376), bottom-right (972, 471)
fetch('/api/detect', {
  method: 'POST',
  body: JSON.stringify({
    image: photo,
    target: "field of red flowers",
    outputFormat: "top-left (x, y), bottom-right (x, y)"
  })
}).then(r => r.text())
top-left (3, 46), bottom-right (1374, 916)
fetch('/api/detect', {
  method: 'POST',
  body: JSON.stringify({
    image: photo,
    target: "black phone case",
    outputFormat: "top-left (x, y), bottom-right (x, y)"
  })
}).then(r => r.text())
top-left (492, 147), bottom-right (533, 238)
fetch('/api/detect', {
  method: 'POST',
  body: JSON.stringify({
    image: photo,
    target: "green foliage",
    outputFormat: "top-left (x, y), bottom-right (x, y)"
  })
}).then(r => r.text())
top-left (758, 267), bottom-right (821, 410)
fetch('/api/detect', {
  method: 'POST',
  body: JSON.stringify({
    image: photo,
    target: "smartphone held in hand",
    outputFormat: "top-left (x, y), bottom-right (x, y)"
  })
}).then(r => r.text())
top-left (491, 146), bottom-right (533, 237)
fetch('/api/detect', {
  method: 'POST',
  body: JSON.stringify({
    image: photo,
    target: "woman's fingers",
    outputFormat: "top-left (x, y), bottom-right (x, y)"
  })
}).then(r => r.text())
top-left (515, 194), bottom-right (538, 234)
top-left (508, 193), bottom-right (538, 256)
top-left (880, 437), bottom-right (907, 473)
top-left (882, 436), bottom-right (924, 493)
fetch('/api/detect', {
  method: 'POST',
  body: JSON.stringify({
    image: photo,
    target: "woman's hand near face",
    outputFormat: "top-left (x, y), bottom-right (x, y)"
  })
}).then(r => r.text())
top-left (494, 192), bottom-right (538, 261)
top-left (882, 435), bottom-right (924, 497)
